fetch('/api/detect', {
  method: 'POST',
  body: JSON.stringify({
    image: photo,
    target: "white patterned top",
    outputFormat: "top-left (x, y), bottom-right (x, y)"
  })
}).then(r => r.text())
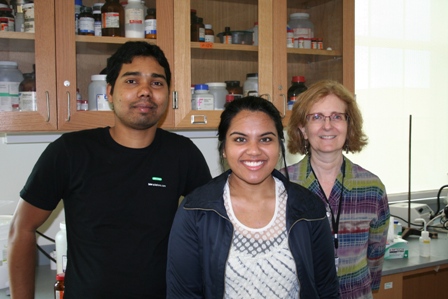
top-left (223, 177), bottom-right (299, 298)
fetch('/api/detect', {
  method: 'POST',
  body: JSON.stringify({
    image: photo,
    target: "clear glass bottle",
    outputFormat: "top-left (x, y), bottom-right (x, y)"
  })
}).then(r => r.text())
top-left (125, 0), bottom-right (144, 38)
top-left (101, 0), bottom-right (124, 37)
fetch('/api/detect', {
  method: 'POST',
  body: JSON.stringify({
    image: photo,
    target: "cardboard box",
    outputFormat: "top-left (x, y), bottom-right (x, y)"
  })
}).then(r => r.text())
top-left (384, 238), bottom-right (409, 259)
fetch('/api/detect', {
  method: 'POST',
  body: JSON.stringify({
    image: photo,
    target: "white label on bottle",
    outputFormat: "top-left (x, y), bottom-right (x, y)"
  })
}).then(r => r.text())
top-left (103, 13), bottom-right (120, 28)
top-left (125, 8), bottom-right (144, 25)
top-left (144, 19), bottom-right (156, 34)
top-left (192, 97), bottom-right (214, 110)
top-left (292, 28), bottom-right (312, 39)
top-left (94, 21), bottom-right (102, 36)
top-left (199, 28), bottom-right (205, 42)
top-left (96, 94), bottom-right (111, 111)
top-left (0, 82), bottom-right (20, 111)
top-left (205, 34), bottom-right (214, 43)
top-left (19, 91), bottom-right (37, 111)
top-left (79, 17), bottom-right (95, 34)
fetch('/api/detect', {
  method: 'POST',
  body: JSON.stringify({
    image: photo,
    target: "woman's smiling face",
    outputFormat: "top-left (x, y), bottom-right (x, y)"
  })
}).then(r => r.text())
top-left (223, 110), bottom-right (280, 187)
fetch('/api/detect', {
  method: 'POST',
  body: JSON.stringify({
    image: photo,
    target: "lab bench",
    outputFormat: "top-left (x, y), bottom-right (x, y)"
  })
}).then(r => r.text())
top-left (1, 235), bottom-right (447, 298)
top-left (373, 234), bottom-right (448, 299)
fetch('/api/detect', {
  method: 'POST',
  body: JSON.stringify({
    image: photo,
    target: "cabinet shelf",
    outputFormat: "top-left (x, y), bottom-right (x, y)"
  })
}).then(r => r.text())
top-left (191, 42), bottom-right (257, 52)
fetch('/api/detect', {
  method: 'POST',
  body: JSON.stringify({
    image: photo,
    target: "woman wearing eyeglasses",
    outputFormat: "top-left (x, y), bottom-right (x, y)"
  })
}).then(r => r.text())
top-left (282, 80), bottom-right (390, 299)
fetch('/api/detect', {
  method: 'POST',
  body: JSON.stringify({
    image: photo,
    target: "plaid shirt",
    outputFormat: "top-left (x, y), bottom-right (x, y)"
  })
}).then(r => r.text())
top-left (283, 155), bottom-right (390, 299)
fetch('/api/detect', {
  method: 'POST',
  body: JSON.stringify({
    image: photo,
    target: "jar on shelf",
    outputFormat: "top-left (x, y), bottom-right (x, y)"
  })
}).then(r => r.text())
top-left (287, 76), bottom-right (307, 110)
top-left (124, 0), bottom-right (145, 38)
top-left (205, 82), bottom-right (227, 110)
top-left (78, 6), bottom-right (95, 36)
top-left (19, 64), bottom-right (37, 111)
top-left (288, 12), bottom-right (314, 40)
top-left (204, 24), bottom-right (214, 43)
top-left (101, 0), bottom-right (125, 37)
top-left (243, 73), bottom-right (258, 97)
top-left (88, 75), bottom-right (110, 111)
top-left (225, 80), bottom-right (243, 97)
top-left (144, 8), bottom-right (156, 39)
top-left (0, 61), bottom-right (23, 112)
top-left (192, 84), bottom-right (214, 110)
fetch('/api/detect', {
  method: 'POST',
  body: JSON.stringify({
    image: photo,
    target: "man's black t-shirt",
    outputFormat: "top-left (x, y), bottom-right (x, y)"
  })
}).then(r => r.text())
top-left (20, 127), bottom-right (211, 298)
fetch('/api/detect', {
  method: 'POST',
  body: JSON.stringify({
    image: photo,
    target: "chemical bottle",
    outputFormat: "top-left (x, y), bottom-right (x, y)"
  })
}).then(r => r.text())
top-left (252, 22), bottom-right (258, 46)
top-left (225, 80), bottom-right (243, 97)
top-left (14, 0), bottom-right (25, 32)
top-left (124, 0), bottom-right (144, 38)
top-left (0, 60), bottom-right (23, 112)
top-left (192, 84), bottom-right (214, 110)
top-left (144, 8), bottom-right (156, 39)
top-left (88, 74), bottom-right (110, 111)
top-left (204, 24), bottom-right (214, 43)
top-left (288, 12), bottom-right (314, 40)
top-left (205, 82), bottom-right (227, 110)
top-left (101, 0), bottom-right (124, 37)
top-left (393, 219), bottom-right (403, 237)
top-left (93, 9), bottom-right (102, 36)
top-left (190, 14), bottom-right (204, 42)
top-left (54, 273), bottom-right (65, 299)
top-left (223, 26), bottom-right (232, 44)
top-left (416, 218), bottom-right (430, 257)
top-left (243, 73), bottom-right (258, 97)
top-left (287, 76), bottom-right (307, 110)
top-left (55, 222), bottom-right (67, 274)
top-left (18, 64), bottom-right (36, 111)
top-left (78, 6), bottom-right (94, 36)
top-left (0, 7), bottom-right (14, 32)
top-left (74, 0), bottom-right (82, 34)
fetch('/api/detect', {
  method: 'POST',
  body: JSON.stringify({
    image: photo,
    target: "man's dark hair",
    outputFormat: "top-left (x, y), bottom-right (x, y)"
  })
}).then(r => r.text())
top-left (106, 41), bottom-right (171, 94)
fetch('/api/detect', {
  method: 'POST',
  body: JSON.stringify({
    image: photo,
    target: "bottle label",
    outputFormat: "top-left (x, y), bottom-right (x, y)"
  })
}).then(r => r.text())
top-left (19, 91), bottom-right (37, 111)
top-left (292, 28), bottom-right (312, 39)
top-left (198, 28), bottom-right (205, 42)
top-left (55, 290), bottom-right (64, 299)
top-left (192, 97), bottom-right (214, 110)
top-left (79, 17), bottom-right (95, 34)
top-left (224, 35), bottom-right (232, 44)
top-left (144, 19), bottom-right (156, 34)
top-left (94, 20), bottom-right (102, 36)
top-left (0, 82), bottom-right (20, 111)
top-left (96, 94), bottom-right (111, 111)
top-left (205, 34), bottom-right (214, 43)
top-left (102, 12), bottom-right (120, 29)
top-left (125, 8), bottom-right (144, 25)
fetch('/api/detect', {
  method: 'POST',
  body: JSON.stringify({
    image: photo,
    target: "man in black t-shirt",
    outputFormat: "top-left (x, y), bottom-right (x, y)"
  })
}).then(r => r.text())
top-left (8, 41), bottom-right (212, 299)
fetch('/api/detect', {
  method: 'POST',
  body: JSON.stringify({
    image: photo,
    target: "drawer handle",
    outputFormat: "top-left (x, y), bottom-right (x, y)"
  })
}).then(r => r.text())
top-left (45, 91), bottom-right (50, 122)
top-left (65, 91), bottom-right (71, 122)
top-left (191, 115), bottom-right (207, 124)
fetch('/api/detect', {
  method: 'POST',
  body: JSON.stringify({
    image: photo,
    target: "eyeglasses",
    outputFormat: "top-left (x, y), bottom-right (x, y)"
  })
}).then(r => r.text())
top-left (305, 112), bottom-right (348, 123)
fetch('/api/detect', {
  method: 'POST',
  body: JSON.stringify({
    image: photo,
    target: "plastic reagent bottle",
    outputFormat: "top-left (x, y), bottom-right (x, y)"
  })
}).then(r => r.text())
top-left (125, 0), bottom-right (145, 38)
top-left (416, 218), bottom-right (430, 257)
top-left (55, 221), bottom-right (68, 274)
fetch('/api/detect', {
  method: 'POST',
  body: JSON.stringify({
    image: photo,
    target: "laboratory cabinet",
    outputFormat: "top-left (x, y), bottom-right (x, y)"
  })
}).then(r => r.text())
top-left (0, 0), bottom-right (353, 132)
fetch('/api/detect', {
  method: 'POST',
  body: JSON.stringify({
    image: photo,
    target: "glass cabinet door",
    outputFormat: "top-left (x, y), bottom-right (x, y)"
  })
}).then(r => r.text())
top-left (0, 0), bottom-right (58, 132)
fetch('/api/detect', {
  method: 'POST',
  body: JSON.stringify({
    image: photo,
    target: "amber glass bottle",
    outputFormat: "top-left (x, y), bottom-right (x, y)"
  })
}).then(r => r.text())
top-left (101, 0), bottom-right (124, 37)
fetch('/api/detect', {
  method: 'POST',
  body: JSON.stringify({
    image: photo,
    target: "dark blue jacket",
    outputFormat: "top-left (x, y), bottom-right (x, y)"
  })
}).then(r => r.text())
top-left (167, 169), bottom-right (339, 298)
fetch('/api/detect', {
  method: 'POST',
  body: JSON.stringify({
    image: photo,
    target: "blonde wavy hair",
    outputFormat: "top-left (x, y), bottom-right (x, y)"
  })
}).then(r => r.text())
top-left (287, 80), bottom-right (368, 155)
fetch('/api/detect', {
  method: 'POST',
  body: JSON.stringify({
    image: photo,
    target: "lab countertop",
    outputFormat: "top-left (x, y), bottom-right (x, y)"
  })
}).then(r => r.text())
top-left (381, 233), bottom-right (448, 276)
top-left (1, 234), bottom-right (447, 297)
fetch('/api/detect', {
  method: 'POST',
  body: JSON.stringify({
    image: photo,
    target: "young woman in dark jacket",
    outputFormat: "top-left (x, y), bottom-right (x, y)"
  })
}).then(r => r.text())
top-left (167, 96), bottom-right (339, 299)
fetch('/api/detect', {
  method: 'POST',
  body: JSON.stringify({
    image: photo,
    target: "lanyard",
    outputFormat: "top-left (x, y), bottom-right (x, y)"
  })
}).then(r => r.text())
top-left (311, 159), bottom-right (346, 250)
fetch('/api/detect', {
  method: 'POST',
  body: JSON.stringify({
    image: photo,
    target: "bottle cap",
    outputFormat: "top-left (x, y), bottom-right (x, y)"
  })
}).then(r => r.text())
top-left (194, 84), bottom-right (209, 91)
top-left (421, 231), bottom-right (429, 239)
top-left (91, 74), bottom-right (107, 81)
top-left (56, 273), bottom-right (65, 280)
top-left (291, 76), bottom-right (305, 82)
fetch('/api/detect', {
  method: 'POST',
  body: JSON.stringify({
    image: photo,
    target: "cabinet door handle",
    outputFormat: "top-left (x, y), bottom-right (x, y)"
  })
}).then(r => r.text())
top-left (191, 115), bottom-right (207, 124)
top-left (172, 91), bottom-right (178, 109)
top-left (45, 91), bottom-right (50, 122)
top-left (65, 91), bottom-right (71, 122)
top-left (279, 93), bottom-right (286, 117)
